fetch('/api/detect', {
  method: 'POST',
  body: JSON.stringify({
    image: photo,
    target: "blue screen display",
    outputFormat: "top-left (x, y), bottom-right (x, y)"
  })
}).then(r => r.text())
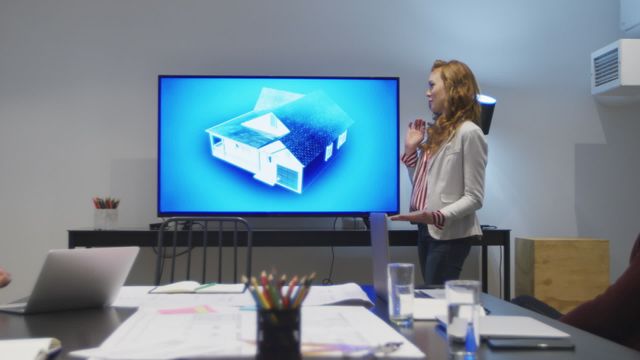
top-left (158, 76), bottom-right (399, 215)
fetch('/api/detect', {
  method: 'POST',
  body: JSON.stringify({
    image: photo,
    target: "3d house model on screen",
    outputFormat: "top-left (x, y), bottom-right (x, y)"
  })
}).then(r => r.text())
top-left (205, 88), bottom-right (354, 194)
top-left (158, 75), bottom-right (399, 216)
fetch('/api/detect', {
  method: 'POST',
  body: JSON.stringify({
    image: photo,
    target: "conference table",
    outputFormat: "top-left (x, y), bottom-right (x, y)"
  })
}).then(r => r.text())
top-left (1, 287), bottom-right (638, 360)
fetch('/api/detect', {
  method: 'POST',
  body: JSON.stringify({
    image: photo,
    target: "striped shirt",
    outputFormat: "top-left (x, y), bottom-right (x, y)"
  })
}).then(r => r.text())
top-left (401, 150), bottom-right (445, 230)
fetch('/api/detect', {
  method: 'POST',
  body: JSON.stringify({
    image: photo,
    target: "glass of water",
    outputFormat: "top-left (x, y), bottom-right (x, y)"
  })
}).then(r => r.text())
top-left (445, 280), bottom-right (481, 359)
top-left (387, 263), bottom-right (414, 326)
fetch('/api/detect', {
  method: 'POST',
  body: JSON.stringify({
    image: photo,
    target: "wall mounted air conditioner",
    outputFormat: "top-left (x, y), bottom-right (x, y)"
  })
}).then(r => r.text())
top-left (591, 39), bottom-right (640, 97)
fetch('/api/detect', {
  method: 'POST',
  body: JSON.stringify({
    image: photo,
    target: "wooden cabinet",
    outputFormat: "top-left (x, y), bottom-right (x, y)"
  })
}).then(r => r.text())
top-left (515, 237), bottom-right (609, 314)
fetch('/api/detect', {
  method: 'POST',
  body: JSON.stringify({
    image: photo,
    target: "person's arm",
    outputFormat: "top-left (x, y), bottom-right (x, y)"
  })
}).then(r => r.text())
top-left (401, 119), bottom-right (427, 181)
top-left (560, 246), bottom-right (640, 348)
top-left (0, 267), bottom-right (11, 288)
top-left (437, 125), bottom-right (487, 222)
top-left (389, 210), bottom-right (435, 224)
top-left (401, 151), bottom-right (418, 182)
top-left (392, 119), bottom-right (433, 224)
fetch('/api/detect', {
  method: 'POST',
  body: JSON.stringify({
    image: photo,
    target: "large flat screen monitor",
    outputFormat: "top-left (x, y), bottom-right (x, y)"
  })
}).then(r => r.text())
top-left (158, 75), bottom-right (399, 216)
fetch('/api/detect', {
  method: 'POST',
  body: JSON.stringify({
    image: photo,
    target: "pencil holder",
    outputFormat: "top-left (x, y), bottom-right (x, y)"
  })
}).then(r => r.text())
top-left (94, 208), bottom-right (118, 230)
top-left (257, 308), bottom-right (301, 360)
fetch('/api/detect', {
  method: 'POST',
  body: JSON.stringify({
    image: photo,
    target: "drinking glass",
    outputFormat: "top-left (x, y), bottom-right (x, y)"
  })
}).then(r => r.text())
top-left (387, 263), bottom-right (414, 326)
top-left (445, 280), bottom-right (481, 359)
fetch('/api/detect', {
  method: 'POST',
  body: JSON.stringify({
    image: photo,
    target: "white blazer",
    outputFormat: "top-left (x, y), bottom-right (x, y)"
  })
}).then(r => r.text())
top-left (407, 121), bottom-right (488, 240)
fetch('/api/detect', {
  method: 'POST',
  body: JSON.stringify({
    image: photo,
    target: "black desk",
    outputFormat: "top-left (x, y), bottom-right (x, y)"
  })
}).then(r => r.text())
top-left (2, 290), bottom-right (638, 359)
top-left (0, 307), bottom-right (135, 359)
top-left (368, 289), bottom-right (640, 360)
top-left (68, 228), bottom-right (511, 300)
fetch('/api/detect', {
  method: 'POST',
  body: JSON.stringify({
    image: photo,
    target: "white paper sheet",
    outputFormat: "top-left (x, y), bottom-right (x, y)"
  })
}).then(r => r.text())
top-left (70, 306), bottom-right (425, 359)
top-left (413, 298), bottom-right (447, 320)
top-left (414, 288), bottom-right (445, 299)
top-left (0, 338), bottom-right (61, 360)
top-left (112, 286), bottom-right (255, 308)
top-left (297, 283), bottom-right (373, 307)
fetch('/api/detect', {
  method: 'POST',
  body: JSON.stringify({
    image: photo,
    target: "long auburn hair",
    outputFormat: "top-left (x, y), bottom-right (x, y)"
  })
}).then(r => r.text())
top-left (423, 60), bottom-right (481, 155)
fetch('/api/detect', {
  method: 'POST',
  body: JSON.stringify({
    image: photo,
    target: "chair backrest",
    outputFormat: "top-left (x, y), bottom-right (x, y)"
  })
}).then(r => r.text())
top-left (630, 232), bottom-right (640, 264)
top-left (154, 217), bottom-right (253, 285)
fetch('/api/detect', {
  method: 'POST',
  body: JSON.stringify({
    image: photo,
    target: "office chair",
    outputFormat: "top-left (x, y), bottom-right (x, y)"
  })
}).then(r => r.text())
top-left (154, 217), bottom-right (253, 285)
top-left (510, 295), bottom-right (563, 319)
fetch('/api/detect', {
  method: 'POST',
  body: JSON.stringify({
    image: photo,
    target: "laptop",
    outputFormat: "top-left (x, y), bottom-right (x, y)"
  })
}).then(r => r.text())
top-left (0, 247), bottom-right (139, 314)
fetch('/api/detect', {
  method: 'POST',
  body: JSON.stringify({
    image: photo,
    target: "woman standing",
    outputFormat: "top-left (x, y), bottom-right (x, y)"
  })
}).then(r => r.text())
top-left (390, 60), bottom-right (488, 286)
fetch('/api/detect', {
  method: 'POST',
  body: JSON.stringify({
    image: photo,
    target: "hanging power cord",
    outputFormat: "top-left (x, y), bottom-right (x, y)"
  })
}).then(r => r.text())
top-left (323, 246), bottom-right (336, 285)
top-left (322, 218), bottom-right (340, 285)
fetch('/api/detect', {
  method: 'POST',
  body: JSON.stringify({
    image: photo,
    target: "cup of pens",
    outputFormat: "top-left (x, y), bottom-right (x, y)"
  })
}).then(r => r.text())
top-left (246, 271), bottom-right (315, 360)
top-left (93, 197), bottom-right (119, 230)
top-left (257, 308), bottom-right (301, 360)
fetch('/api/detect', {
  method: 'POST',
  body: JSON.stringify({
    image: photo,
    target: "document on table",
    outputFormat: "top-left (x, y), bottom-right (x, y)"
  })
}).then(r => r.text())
top-left (414, 288), bottom-right (445, 299)
top-left (112, 286), bottom-right (256, 308)
top-left (112, 283), bottom-right (372, 309)
top-left (413, 298), bottom-right (447, 320)
top-left (0, 338), bottom-right (61, 360)
top-left (299, 282), bottom-right (373, 307)
top-left (70, 306), bottom-right (425, 359)
top-left (413, 299), bottom-right (487, 321)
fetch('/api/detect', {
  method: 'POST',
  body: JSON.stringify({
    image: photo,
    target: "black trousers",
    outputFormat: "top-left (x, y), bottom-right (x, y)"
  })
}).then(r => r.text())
top-left (417, 224), bottom-right (474, 286)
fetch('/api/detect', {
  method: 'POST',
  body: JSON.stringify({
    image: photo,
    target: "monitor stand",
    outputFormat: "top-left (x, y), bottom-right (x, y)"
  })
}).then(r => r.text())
top-left (370, 212), bottom-right (390, 301)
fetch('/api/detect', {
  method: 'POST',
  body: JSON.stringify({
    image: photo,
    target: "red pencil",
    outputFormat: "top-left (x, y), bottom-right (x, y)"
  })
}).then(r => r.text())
top-left (260, 271), bottom-right (273, 309)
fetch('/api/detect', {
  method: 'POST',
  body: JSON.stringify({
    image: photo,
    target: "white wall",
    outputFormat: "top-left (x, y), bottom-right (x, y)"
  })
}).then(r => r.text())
top-left (1, 0), bottom-right (638, 302)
